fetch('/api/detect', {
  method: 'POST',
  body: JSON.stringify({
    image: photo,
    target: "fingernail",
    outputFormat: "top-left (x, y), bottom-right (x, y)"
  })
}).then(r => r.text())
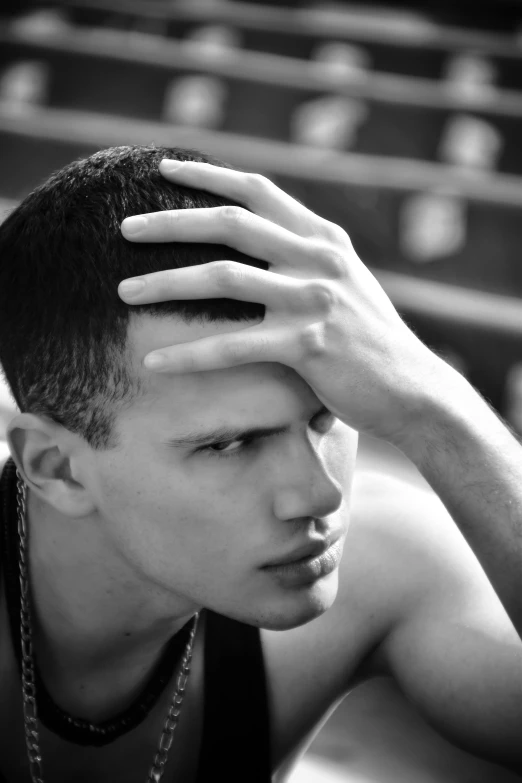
top-left (119, 278), bottom-right (145, 296)
top-left (160, 159), bottom-right (184, 173)
top-left (144, 353), bottom-right (165, 369)
top-left (122, 216), bottom-right (148, 235)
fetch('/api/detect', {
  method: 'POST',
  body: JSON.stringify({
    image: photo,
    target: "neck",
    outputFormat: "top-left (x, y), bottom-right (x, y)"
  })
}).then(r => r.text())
top-left (25, 490), bottom-right (199, 721)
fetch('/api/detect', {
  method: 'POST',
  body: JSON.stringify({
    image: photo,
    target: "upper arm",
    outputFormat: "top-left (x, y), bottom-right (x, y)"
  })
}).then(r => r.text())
top-left (360, 473), bottom-right (522, 773)
top-left (0, 444), bottom-right (9, 469)
top-left (0, 399), bottom-right (14, 466)
top-left (0, 377), bottom-right (16, 449)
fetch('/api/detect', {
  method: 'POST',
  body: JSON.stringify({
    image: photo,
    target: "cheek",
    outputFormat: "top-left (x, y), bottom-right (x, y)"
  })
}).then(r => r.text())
top-left (93, 442), bottom-right (273, 581)
top-left (97, 455), bottom-right (250, 555)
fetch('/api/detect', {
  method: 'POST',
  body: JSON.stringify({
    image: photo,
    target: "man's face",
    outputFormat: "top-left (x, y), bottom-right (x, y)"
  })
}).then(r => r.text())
top-left (85, 315), bottom-right (358, 631)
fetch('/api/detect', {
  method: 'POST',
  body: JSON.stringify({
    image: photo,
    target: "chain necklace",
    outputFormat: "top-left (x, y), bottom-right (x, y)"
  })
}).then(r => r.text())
top-left (16, 470), bottom-right (199, 783)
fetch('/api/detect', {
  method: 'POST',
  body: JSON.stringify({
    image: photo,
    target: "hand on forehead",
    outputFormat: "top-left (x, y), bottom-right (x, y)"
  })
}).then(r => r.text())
top-left (118, 159), bottom-right (429, 444)
top-left (119, 160), bottom-right (351, 375)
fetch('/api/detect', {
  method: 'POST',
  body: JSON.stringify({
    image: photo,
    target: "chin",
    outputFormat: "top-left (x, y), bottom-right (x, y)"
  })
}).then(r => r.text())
top-left (248, 570), bottom-right (340, 631)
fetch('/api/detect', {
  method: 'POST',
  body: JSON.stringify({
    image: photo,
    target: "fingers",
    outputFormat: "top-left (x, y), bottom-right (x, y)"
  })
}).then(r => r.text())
top-left (118, 261), bottom-right (315, 311)
top-left (142, 325), bottom-right (294, 373)
top-left (157, 159), bottom-right (324, 238)
top-left (122, 206), bottom-right (311, 269)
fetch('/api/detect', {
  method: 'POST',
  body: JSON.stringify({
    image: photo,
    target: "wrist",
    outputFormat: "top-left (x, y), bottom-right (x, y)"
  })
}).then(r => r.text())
top-left (388, 359), bottom-right (494, 468)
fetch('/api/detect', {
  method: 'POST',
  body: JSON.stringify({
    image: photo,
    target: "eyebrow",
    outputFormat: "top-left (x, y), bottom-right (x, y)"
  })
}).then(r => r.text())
top-left (164, 404), bottom-right (330, 449)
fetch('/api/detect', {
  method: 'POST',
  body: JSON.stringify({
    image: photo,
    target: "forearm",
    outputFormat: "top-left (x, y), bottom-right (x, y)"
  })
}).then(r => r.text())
top-left (396, 363), bottom-right (522, 638)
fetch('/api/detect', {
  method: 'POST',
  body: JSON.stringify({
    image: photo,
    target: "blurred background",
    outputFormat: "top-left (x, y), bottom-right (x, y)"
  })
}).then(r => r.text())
top-left (0, 0), bottom-right (521, 781)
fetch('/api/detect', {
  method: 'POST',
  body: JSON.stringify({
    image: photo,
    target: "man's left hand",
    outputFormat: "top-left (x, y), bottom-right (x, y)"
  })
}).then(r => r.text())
top-left (119, 160), bottom-right (450, 446)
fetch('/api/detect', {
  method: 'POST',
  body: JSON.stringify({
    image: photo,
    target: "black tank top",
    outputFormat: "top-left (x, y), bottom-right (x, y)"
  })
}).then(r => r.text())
top-left (0, 458), bottom-right (272, 782)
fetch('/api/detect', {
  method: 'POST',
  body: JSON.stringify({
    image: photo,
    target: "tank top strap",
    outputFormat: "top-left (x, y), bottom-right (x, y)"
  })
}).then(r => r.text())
top-left (197, 610), bottom-right (272, 782)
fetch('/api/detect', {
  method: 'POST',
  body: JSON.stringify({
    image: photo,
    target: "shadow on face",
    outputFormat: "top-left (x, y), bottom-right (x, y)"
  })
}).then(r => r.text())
top-left (86, 314), bottom-right (359, 630)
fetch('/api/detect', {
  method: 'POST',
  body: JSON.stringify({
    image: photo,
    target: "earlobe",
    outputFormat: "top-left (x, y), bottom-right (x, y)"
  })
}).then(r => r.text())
top-left (6, 413), bottom-right (96, 518)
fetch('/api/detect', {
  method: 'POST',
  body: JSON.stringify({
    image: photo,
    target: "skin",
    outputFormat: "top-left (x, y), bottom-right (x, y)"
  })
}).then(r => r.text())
top-left (118, 159), bottom-right (522, 637)
top-left (1, 315), bottom-right (359, 782)
top-left (4, 314), bottom-right (353, 699)
top-left (1, 362), bottom-right (521, 780)
top-left (1, 163), bottom-right (521, 781)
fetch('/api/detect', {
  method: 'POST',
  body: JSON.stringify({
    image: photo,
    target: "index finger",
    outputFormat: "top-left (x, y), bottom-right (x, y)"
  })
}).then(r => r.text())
top-left (121, 206), bottom-right (311, 270)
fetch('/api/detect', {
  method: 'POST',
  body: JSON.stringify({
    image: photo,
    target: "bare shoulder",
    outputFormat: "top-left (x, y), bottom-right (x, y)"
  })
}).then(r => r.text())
top-left (349, 469), bottom-right (519, 678)
top-left (348, 468), bottom-right (501, 628)
top-left (349, 468), bottom-right (477, 583)
top-left (0, 441), bottom-right (9, 572)
top-left (0, 444), bottom-right (9, 474)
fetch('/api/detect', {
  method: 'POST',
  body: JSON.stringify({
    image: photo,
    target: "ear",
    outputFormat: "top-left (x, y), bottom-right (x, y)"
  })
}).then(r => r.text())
top-left (6, 413), bottom-right (96, 518)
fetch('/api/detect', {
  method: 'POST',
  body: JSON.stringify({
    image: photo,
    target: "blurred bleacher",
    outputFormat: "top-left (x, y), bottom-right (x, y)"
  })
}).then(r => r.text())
top-left (1, 0), bottom-right (522, 435)
top-left (1, 1), bottom-right (522, 781)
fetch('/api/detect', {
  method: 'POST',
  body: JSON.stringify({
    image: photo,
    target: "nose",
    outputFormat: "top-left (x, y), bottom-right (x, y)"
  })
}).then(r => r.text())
top-left (272, 439), bottom-right (343, 522)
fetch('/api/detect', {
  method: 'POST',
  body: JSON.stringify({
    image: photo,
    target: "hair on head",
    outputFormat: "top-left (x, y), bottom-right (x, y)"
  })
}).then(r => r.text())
top-left (0, 145), bottom-right (266, 449)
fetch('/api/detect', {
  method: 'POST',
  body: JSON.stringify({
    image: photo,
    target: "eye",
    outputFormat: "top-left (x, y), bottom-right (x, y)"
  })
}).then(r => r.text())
top-left (201, 436), bottom-right (257, 460)
top-left (208, 439), bottom-right (246, 454)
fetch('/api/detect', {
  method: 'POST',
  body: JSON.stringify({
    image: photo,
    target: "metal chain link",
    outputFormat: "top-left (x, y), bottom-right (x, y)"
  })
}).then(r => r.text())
top-left (17, 471), bottom-right (45, 783)
top-left (16, 471), bottom-right (198, 783)
top-left (147, 639), bottom-right (196, 783)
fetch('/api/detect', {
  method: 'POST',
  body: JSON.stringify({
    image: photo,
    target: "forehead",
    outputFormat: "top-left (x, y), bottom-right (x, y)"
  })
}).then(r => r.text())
top-left (126, 314), bottom-right (318, 421)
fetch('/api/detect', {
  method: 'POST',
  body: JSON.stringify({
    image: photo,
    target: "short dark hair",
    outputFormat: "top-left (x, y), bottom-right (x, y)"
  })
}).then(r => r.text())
top-left (0, 145), bottom-right (266, 449)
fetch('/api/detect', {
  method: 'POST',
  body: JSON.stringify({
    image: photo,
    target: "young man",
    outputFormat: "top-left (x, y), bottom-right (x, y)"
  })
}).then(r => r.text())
top-left (0, 146), bottom-right (521, 783)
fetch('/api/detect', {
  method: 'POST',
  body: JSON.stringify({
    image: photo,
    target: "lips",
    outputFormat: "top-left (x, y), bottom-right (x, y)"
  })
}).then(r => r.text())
top-left (262, 536), bottom-right (339, 569)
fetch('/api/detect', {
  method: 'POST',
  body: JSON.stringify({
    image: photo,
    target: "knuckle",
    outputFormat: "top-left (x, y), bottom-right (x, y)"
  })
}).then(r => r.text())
top-left (220, 205), bottom-right (249, 228)
top-left (245, 172), bottom-right (272, 192)
top-left (318, 245), bottom-right (346, 278)
top-left (210, 261), bottom-right (244, 293)
top-left (321, 219), bottom-right (348, 245)
top-left (160, 211), bottom-right (179, 233)
top-left (167, 209), bottom-right (180, 225)
top-left (304, 281), bottom-right (335, 313)
top-left (299, 324), bottom-right (325, 359)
